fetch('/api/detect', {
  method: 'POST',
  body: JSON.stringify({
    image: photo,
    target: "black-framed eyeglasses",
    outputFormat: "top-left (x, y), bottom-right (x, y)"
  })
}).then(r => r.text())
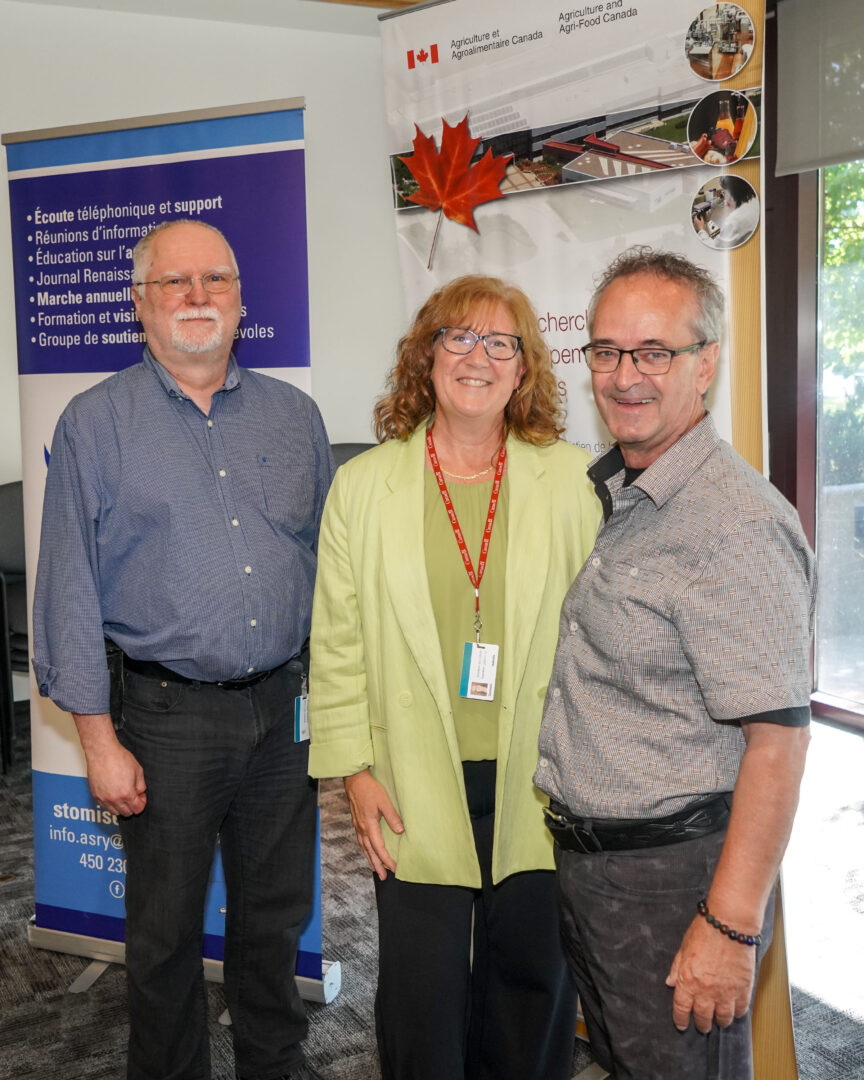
top-left (133, 272), bottom-right (240, 296)
top-left (436, 326), bottom-right (523, 361)
top-left (581, 340), bottom-right (707, 375)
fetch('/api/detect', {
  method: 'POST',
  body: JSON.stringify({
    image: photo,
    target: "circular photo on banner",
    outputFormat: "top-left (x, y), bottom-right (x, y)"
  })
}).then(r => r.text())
top-left (688, 91), bottom-right (757, 166)
top-left (684, 3), bottom-right (755, 82)
top-left (690, 175), bottom-right (760, 251)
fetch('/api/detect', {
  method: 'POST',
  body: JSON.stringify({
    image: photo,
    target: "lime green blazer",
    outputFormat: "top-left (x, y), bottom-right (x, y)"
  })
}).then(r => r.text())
top-left (308, 425), bottom-right (600, 887)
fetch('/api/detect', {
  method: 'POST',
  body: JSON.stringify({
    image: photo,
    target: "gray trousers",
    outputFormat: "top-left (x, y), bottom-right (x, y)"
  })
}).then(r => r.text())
top-left (555, 828), bottom-right (774, 1080)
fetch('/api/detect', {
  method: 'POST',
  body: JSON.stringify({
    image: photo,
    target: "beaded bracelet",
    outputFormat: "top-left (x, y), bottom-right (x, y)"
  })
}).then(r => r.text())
top-left (697, 899), bottom-right (762, 947)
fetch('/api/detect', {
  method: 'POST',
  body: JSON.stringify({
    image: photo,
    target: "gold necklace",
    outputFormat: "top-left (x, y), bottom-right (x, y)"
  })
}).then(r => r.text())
top-left (440, 464), bottom-right (495, 481)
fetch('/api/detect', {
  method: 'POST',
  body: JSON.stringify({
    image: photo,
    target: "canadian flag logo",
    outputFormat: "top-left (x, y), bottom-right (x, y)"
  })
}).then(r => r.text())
top-left (407, 44), bottom-right (439, 70)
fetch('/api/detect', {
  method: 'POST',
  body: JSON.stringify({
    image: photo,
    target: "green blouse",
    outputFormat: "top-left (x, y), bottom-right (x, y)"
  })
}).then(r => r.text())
top-left (424, 468), bottom-right (508, 761)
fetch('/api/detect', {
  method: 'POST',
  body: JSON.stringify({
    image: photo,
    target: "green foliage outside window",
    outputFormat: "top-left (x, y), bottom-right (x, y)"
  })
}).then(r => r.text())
top-left (820, 161), bottom-right (864, 484)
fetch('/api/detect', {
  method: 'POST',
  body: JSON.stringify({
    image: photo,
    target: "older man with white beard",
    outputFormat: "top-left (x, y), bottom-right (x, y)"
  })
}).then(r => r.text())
top-left (32, 219), bottom-right (333, 1080)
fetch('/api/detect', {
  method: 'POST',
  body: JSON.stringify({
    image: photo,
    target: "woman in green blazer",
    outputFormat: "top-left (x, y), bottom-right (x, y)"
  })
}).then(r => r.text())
top-left (309, 276), bottom-right (600, 1080)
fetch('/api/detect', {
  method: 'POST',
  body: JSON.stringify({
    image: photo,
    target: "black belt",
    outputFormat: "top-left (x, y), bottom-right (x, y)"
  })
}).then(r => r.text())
top-left (544, 793), bottom-right (731, 854)
top-left (122, 654), bottom-right (283, 691)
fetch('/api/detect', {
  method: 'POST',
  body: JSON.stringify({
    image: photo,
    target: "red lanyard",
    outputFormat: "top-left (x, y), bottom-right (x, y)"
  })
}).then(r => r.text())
top-left (427, 428), bottom-right (506, 641)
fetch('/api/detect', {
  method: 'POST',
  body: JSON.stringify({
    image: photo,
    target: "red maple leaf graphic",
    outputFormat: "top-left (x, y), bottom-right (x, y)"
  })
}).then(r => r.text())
top-left (399, 115), bottom-right (510, 268)
top-left (417, 48), bottom-right (429, 63)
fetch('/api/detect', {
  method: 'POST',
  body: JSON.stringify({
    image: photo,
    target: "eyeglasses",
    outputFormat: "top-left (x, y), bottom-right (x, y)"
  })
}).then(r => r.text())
top-left (134, 272), bottom-right (240, 296)
top-left (436, 326), bottom-right (523, 361)
top-left (581, 341), bottom-right (707, 375)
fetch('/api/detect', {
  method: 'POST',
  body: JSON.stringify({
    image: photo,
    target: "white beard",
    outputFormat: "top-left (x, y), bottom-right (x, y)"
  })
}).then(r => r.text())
top-left (170, 306), bottom-right (225, 354)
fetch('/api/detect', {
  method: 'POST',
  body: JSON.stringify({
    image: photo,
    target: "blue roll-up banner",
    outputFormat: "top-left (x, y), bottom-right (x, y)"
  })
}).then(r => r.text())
top-left (4, 100), bottom-right (333, 998)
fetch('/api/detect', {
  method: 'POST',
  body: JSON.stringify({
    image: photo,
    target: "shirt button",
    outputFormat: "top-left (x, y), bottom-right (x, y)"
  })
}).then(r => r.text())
top-left (630, 566), bottom-right (638, 577)
top-left (231, 518), bottom-right (239, 527)
top-left (244, 565), bottom-right (252, 575)
top-left (250, 619), bottom-right (257, 627)
top-left (247, 666), bottom-right (255, 674)
top-left (219, 469), bottom-right (227, 478)
top-left (207, 419), bottom-right (214, 428)
top-left (591, 557), bottom-right (601, 567)
top-left (552, 687), bottom-right (561, 700)
top-left (538, 757), bottom-right (548, 769)
top-left (569, 619), bottom-right (578, 633)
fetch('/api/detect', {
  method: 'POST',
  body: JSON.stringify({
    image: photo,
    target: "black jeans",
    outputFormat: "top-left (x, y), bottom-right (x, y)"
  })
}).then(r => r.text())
top-left (373, 760), bottom-right (577, 1080)
top-left (116, 661), bottom-right (318, 1080)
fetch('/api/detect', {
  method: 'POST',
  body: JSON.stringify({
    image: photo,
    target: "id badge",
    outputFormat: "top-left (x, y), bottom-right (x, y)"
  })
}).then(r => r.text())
top-left (294, 674), bottom-right (310, 742)
top-left (459, 641), bottom-right (499, 701)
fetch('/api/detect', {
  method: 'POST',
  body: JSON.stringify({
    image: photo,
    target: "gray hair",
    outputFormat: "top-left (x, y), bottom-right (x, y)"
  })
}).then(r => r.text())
top-left (131, 219), bottom-right (239, 297)
top-left (587, 245), bottom-right (725, 347)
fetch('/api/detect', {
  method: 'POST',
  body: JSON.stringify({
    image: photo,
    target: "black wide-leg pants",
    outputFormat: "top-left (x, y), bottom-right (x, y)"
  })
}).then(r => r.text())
top-left (373, 760), bottom-right (577, 1080)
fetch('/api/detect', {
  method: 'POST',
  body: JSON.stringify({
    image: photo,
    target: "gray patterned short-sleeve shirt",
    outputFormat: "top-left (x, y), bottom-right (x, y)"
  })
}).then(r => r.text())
top-left (535, 415), bottom-right (816, 819)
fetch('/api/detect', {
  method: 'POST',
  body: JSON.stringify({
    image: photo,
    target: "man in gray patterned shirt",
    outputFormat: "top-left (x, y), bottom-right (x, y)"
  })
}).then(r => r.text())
top-left (536, 247), bottom-right (815, 1079)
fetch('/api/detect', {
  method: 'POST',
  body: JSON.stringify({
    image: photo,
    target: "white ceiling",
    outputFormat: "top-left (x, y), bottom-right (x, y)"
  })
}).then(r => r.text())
top-left (5, 0), bottom-right (392, 36)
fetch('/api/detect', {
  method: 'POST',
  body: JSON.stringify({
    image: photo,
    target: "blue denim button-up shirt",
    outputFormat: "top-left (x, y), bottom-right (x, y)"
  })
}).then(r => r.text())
top-left (33, 349), bottom-right (334, 715)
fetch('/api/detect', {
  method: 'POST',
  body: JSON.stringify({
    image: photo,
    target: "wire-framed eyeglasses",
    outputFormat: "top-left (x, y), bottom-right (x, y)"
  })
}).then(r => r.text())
top-left (581, 340), bottom-right (707, 375)
top-left (436, 326), bottom-right (523, 361)
top-left (134, 272), bottom-right (240, 296)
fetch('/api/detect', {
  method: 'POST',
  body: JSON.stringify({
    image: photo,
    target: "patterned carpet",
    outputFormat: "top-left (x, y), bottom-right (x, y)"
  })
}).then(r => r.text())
top-left (0, 728), bottom-right (381, 1078)
top-left (0, 716), bottom-right (861, 1079)
top-left (0, 719), bottom-right (592, 1079)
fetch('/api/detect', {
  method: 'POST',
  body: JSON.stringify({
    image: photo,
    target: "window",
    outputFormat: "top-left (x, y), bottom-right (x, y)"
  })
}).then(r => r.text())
top-left (764, 3), bottom-right (864, 730)
top-left (816, 162), bottom-right (864, 713)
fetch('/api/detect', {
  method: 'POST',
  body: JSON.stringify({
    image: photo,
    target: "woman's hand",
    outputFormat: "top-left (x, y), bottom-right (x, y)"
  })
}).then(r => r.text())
top-left (343, 768), bottom-right (405, 880)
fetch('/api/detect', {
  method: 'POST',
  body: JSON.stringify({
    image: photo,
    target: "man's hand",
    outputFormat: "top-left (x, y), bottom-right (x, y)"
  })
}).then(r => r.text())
top-left (666, 911), bottom-right (757, 1033)
top-left (343, 768), bottom-right (404, 881)
top-left (73, 713), bottom-right (147, 818)
top-left (666, 722), bottom-right (809, 1033)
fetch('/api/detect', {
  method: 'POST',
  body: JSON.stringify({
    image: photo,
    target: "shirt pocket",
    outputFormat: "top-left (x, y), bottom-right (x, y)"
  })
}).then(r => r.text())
top-left (592, 561), bottom-right (669, 617)
top-left (583, 561), bottom-right (673, 659)
top-left (257, 454), bottom-right (318, 538)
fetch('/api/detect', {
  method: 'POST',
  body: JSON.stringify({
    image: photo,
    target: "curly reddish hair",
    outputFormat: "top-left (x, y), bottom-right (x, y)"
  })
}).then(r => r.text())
top-left (373, 275), bottom-right (564, 445)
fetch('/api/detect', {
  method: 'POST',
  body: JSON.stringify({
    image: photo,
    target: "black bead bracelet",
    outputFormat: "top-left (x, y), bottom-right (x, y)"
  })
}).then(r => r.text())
top-left (697, 899), bottom-right (761, 947)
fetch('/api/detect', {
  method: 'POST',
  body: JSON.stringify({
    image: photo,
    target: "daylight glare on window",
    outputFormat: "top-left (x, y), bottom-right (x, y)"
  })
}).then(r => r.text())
top-left (817, 161), bottom-right (864, 707)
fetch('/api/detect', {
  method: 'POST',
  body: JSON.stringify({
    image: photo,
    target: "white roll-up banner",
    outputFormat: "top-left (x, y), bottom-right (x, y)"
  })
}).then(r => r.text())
top-left (380, 0), bottom-right (766, 454)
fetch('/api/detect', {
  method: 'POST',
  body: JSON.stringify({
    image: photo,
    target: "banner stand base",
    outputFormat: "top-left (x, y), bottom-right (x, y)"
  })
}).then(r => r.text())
top-left (27, 918), bottom-right (342, 1004)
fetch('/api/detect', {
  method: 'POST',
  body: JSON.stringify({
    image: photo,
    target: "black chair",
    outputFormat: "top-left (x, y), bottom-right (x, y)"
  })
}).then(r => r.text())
top-left (331, 442), bottom-right (375, 469)
top-left (0, 481), bottom-right (28, 771)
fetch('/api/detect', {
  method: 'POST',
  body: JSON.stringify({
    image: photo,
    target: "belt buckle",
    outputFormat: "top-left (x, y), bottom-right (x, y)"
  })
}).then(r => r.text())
top-left (544, 808), bottom-right (603, 854)
top-left (568, 822), bottom-right (603, 854)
